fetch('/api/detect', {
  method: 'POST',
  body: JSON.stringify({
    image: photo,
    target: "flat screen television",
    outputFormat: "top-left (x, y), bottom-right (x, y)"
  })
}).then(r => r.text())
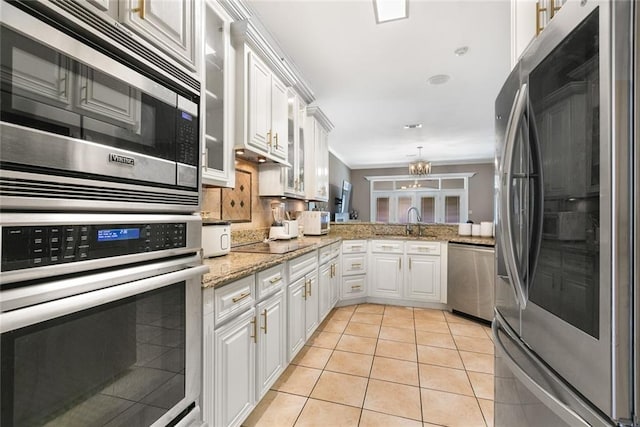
top-left (340, 180), bottom-right (352, 214)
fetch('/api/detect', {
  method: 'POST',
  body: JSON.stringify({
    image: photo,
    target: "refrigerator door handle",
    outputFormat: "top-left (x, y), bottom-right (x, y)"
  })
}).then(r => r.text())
top-left (500, 83), bottom-right (529, 308)
top-left (492, 315), bottom-right (590, 427)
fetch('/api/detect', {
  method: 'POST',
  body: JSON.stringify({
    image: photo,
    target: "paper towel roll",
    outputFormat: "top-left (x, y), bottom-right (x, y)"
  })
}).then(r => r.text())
top-left (480, 221), bottom-right (494, 237)
top-left (458, 223), bottom-right (472, 236)
top-left (471, 224), bottom-right (481, 236)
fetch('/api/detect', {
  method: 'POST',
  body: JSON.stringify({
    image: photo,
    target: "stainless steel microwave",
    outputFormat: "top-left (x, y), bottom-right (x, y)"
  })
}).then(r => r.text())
top-left (0, 1), bottom-right (201, 213)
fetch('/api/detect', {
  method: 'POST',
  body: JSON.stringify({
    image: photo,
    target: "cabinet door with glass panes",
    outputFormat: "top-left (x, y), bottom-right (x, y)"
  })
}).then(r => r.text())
top-left (370, 176), bottom-right (469, 223)
top-left (284, 91), bottom-right (305, 197)
top-left (201, 0), bottom-right (235, 187)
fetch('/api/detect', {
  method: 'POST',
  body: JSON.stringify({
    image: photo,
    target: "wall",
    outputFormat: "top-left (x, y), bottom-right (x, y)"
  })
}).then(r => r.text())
top-left (328, 152), bottom-right (352, 217)
top-left (350, 163), bottom-right (495, 223)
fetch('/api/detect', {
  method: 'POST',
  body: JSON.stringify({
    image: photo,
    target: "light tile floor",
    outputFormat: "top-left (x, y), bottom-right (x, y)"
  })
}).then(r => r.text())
top-left (243, 304), bottom-right (494, 427)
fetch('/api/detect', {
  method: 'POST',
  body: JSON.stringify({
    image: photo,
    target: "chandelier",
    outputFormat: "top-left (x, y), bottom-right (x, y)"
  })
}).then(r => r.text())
top-left (408, 146), bottom-right (431, 176)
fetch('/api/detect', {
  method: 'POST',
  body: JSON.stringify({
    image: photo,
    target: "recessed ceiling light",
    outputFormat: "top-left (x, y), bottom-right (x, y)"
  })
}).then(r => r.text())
top-left (428, 74), bottom-right (450, 85)
top-left (404, 124), bottom-right (422, 129)
top-left (373, 0), bottom-right (408, 24)
top-left (454, 46), bottom-right (469, 56)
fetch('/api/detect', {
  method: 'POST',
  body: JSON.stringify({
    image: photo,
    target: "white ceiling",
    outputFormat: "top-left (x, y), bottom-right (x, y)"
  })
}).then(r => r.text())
top-left (246, 0), bottom-right (511, 169)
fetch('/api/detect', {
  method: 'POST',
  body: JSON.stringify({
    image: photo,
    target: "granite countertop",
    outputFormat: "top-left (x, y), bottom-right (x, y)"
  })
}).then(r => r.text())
top-left (202, 236), bottom-right (341, 289)
top-left (201, 230), bottom-right (495, 289)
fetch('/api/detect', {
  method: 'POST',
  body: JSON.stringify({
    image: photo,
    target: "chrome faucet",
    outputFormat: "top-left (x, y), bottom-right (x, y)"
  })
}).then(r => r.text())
top-left (407, 207), bottom-right (421, 223)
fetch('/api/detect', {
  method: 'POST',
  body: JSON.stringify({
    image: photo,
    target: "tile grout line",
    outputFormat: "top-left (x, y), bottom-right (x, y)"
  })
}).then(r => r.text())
top-left (445, 313), bottom-right (490, 427)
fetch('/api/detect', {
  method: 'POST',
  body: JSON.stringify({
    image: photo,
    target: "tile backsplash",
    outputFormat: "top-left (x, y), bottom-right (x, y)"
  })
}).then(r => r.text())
top-left (202, 158), bottom-right (306, 244)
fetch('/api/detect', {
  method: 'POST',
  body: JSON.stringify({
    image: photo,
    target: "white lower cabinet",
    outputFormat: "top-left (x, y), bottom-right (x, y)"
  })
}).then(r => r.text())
top-left (318, 261), bottom-right (332, 321)
top-left (214, 307), bottom-right (256, 427)
top-left (341, 240), bottom-right (367, 301)
top-left (205, 263), bottom-right (287, 427)
top-left (304, 270), bottom-right (319, 339)
top-left (255, 289), bottom-right (286, 400)
top-left (404, 254), bottom-right (441, 301)
top-left (368, 239), bottom-right (447, 304)
top-left (369, 253), bottom-right (403, 299)
top-left (287, 250), bottom-right (319, 361)
top-left (287, 276), bottom-right (307, 361)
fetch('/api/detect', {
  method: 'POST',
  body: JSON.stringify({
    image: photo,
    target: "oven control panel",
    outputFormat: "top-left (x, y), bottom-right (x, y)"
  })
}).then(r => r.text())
top-left (1, 223), bottom-right (187, 272)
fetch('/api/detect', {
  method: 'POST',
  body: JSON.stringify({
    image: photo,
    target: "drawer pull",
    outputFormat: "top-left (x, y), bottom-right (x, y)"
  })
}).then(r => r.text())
top-left (351, 285), bottom-right (361, 289)
top-left (351, 263), bottom-right (362, 268)
top-left (381, 245), bottom-right (394, 250)
top-left (418, 247), bottom-right (431, 252)
top-left (269, 276), bottom-right (282, 284)
top-left (232, 292), bottom-right (250, 303)
top-left (350, 246), bottom-right (362, 250)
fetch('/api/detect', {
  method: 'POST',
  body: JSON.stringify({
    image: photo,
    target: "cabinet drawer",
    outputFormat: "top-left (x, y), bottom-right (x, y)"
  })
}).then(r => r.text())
top-left (342, 254), bottom-right (366, 275)
top-left (406, 241), bottom-right (441, 255)
top-left (371, 240), bottom-right (404, 253)
top-left (256, 264), bottom-right (285, 301)
top-left (319, 241), bottom-right (341, 264)
top-left (343, 275), bottom-right (366, 297)
top-left (214, 275), bottom-right (255, 327)
top-left (342, 240), bottom-right (367, 254)
top-left (288, 250), bottom-right (318, 282)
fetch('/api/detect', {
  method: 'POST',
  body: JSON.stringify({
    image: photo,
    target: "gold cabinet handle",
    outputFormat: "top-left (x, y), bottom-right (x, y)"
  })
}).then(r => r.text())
top-left (269, 276), bottom-right (281, 284)
top-left (250, 316), bottom-right (257, 343)
top-left (261, 308), bottom-right (268, 334)
top-left (351, 263), bottom-right (361, 268)
top-left (232, 292), bottom-right (250, 303)
top-left (399, 258), bottom-right (402, 270)
top-left (274, 133), bottom-right (279, 150)
top-left (132, 0), bottom-right (145, 19)
top-left (351, 285), bottom-right (361, 289)
top-left (267, 130), bottom-right (272, 147)
top-left (409, 257), bottom-right (412, 270)
top-left (535, 1), bottom-right (547, 35)
top-left (307, 279), bottom-right (312, 297)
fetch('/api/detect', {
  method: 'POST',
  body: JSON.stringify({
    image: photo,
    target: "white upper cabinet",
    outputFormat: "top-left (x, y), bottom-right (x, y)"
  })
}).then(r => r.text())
top-left (242, 50), bottom-right (289, 162)
top-left (305, 106), bottom-right (333, 202)
top-left (120, 0), bottom-right (196, 69)
top-left (511, 0), bottom-right (568, 67)
top-left (258, 90), bottom-right (306, 198)
top-left (201, 0), bottom-right (235, 187)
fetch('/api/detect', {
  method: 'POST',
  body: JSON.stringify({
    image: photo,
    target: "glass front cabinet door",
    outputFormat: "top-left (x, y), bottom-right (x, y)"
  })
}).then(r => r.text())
top-left (201, 0), bottom-right (235, 187)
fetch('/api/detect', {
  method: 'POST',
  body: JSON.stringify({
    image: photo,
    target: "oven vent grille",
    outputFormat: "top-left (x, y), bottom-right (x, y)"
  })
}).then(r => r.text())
top-left (47, 0), bottom-right (200, 94)
top-left (0, 177), bottom-right (199, 208)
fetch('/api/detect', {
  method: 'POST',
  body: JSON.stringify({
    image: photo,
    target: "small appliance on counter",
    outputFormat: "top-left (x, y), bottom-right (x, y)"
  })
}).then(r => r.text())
top-left (301, 211), bottom-right (330, 235)
top-left (269, 203), bottom-right (298, 240)
top-left (202, 221), bottom-right (231, 257)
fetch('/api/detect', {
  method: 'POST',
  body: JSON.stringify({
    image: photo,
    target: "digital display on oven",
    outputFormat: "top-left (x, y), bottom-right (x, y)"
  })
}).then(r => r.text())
top-left (97, 228), bottom-right (141, 242)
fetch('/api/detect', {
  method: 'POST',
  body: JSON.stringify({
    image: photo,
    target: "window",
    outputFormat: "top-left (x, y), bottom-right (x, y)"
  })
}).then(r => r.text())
top-left (367, 174), bottom-right (473, 223)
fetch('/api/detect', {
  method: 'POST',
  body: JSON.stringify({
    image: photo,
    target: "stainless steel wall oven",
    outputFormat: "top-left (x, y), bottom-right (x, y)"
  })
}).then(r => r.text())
top-left (0, 214), bottom-right (207, 427)
top-left (0, 1), bottom-right (201, 213)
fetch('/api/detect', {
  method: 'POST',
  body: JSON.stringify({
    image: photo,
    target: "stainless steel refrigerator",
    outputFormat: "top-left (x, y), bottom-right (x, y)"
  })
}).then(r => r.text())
top-left (493, 1), bottom-right (637, 426)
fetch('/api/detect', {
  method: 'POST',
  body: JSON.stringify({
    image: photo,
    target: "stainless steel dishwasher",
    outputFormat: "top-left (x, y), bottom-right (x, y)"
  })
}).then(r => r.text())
top-left (447, 243), bottom-right (495, 322)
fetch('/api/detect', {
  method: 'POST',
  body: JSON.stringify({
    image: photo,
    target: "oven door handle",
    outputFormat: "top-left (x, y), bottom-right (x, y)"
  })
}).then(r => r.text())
top-left (1, 264), bottom-right (209, 333)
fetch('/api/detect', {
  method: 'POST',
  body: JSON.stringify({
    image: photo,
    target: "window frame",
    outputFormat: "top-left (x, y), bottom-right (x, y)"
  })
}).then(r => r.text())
top-left (367, 173), bottom-right (474, 223)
